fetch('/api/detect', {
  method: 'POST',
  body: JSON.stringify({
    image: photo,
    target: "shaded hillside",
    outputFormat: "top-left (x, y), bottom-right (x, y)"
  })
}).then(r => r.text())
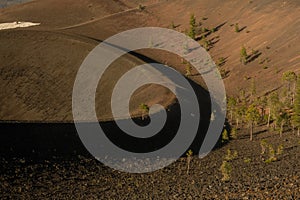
top-left (0, 0), bottom-right (31, 8)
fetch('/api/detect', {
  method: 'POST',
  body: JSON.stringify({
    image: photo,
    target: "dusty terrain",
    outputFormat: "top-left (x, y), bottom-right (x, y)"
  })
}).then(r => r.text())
top-left (0, 0), bottom-right (300, 199)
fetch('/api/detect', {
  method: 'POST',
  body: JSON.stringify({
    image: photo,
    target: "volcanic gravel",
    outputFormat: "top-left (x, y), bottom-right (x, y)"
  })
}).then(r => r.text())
top-left (1, 128), bottom-right (300, 199)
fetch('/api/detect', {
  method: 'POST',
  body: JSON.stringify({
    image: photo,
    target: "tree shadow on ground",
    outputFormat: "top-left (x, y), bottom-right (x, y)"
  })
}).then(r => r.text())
top-left (239, 26), bottom-right (247, 32)
top-left (246, 50), bottom-right (262, 64)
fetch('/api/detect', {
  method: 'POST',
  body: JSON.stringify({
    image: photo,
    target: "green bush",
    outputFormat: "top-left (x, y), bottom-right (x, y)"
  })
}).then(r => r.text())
top-left (277, 144), bottom-right (284, 155)
top-left (235, 23), bottom-right (240, 33)
top-left (225, 149), bottom-right (238, 161)
top-left (188, 14), bottom-right (196, 39)
top-left (217, 57), bottom-right (226, 67)
top-left (170, 21), bottom-right (176, 29)
top-left (186, 149), bottom-right (193, 175)
top-left (260, 139), bottom-right (268, 155)
top-left (185, 63), bottom-right (192, 76)
top-left (220, 161), bottom-right (232, 182)
top-left (222, 129), bottom-right (229, 143)
top-left (138, 4), bottom-right (146, 11)
top-left (231, 128), bottom-right (238, 139)
top-left (265, 145), bottom-right (277, 163)
top-left (139, 103), bottom-right (149, 120)
top-left (240, 46), bottom-right (248, 65)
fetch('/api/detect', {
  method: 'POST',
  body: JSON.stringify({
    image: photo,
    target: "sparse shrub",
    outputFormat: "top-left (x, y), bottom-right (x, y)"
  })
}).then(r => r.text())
top-left (219, 68), bottom-right (229, 79)
top-left (181, 58), bottom-right (187, 64)
top-left (277, 144), bottom-right (284, 155)
top-left (282, 71), bottom-right (297, 105)
top-left (240, 46), bottom-right (248, 65)
top-left (250, 79), bottom-right (257, 98)
top-left (186, 149), bottom-right (193, 175)
top-left (260, 139), bottom-right (268, 155)
top-left (227, 97), bottom-right (237, 121)
top-left (251, 49), bottom-right (259, 55)
top-left (292, 76), bottom-right (300, 136)
top-left (185, 63), bottom-right (192, 77)
top-left (261, 140), bottom-right (282, 163)
top-left (265, 145), bottom-right (277, 163)
top-left (259, 58), bottom-right (265, 65)
top-left (139, 103), bottom-right (149, 120)
top-left (262, 112), bottom-right (269, 124)
top-left (170, 21), bottom-right (176, 29)
top-left (138, 4), bottom-right (146, 11)
top-left (202, 27), bottom-right (209, 33)
top-left (231, 128), bottom-right (238, 139)
top-left (265, 158), bottom-right (276, 164)
top-left (220, 161), bottom-right (232, 182)
top-left (188, 14), bottom-right (197, 39)
top-left (200, 38), bottom-right (211, 51)
top-left (233, 150), bottom-right (238, 159)
top-left (222, 129), bottom-right (229, 143)
top-left (217, 57), bottom-right (226, 67)
top-left (245, 104), bottom-right (261, 141)
top-left (211, 27), bottom-right (217, 33)
top-left (219, 57), bottom-right (225, 63)
top-left (235, 23), bottom-right (240, 33)
top-left (244, 76), bottom-right (251, 80)
top-left (225, 149), bottom-right (238, 161)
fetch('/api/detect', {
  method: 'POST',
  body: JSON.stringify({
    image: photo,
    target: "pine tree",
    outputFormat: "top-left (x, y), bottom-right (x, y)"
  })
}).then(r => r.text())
top-left (139, 103), bottom-right (149, 120)
top-left (185, 63), bottom-right (192, 76)
top-left (269, 93), bottom-right (287, 136)
top-left (250, 79), bottom-right (257, 102)
top-left (246, 104), bottom-right (260, 141)
top-left (235, 23), bottom-right (240, 33)
top-left (235, 104), bottom-right (246, 129)
top-left (277, 109), bottom-right (288, 137)
top-left (235, 90), bottom-right (247, 128)
top-left (188, 14), bottom-right (196, 40)
top-left (292, 76), bottom-right (300, 136)
top-left (256, 96), bottom-right (268, 122)
top-left (240, 46), bottom-right (248, 65)
top-left (227, 97), bottom-right (237, 121)
top-left (282, 71), bottom-right (297, 105)
top-left (171, 21), bottom-right (176, 29)
top-left (267, 92), bottom-right (280, 128)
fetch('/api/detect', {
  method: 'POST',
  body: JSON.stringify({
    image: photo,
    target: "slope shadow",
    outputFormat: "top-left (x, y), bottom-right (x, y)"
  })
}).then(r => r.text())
top-left (0, 41), bottom-right (225, 162)
top-left (0, 78), bottom-right (214, 161)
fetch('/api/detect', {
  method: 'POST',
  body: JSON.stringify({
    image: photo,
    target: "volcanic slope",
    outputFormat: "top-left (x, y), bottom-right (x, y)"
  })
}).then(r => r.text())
top-left (0, 0), bottom-right (299, 121)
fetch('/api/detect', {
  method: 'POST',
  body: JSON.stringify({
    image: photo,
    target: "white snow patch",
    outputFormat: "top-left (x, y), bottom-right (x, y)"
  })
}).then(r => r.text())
top-left (0, 21), bottom-right (40, 30)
